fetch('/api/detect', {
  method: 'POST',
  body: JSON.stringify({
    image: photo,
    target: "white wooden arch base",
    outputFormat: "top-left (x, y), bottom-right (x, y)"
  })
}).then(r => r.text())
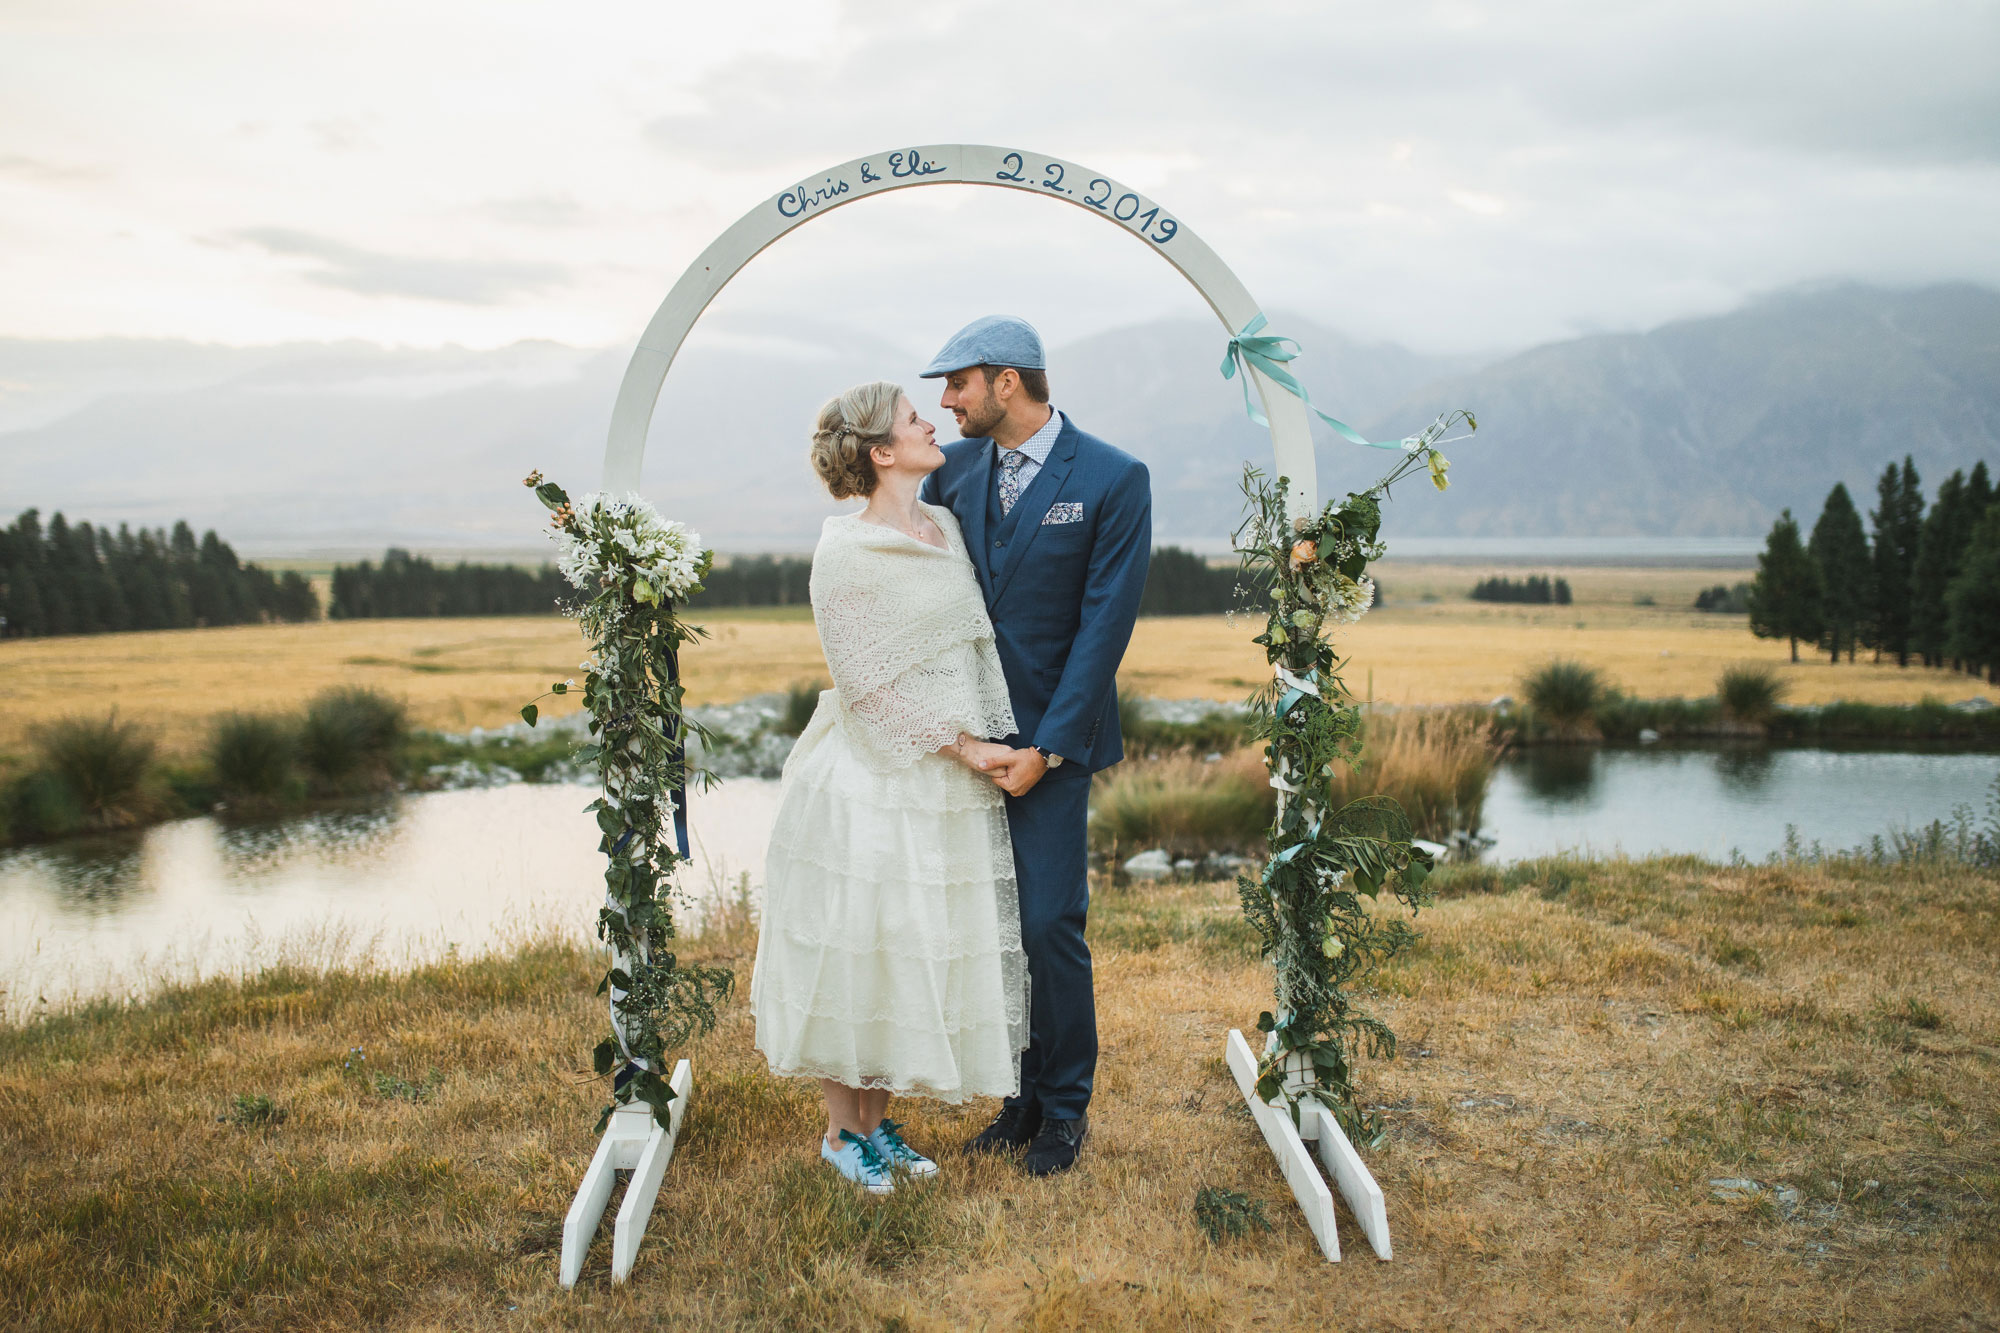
top-left (1227, 1031), bottom-right (1391, 1261)
top-left (567, 143), bottom-right (1367, 1283)
top-left (559, 1058), bottom-right (691, 1286)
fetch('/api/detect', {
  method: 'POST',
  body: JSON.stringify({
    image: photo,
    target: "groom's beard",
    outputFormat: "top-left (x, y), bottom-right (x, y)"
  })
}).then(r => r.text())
top-left (955, 391), bottom-right (1005, 439)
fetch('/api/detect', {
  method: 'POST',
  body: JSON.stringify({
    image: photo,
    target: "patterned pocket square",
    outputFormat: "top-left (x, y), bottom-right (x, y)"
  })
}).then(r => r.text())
top-left (1042, 502), bottom-right (1084, 526)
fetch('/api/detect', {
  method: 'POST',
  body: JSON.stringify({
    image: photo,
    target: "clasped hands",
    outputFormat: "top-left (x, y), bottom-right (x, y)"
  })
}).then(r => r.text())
top-left (946, 734), bottom-right (1046, 797)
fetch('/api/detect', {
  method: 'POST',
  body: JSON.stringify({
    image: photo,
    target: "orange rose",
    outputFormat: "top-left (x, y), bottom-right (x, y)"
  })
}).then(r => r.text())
top-left (1289, 539), bottom-right (1318, 567)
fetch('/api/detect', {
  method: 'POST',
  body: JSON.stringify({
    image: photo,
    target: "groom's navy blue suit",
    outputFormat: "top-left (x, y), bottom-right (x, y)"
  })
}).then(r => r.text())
top-left (922, 410), bottom-right (1151, 1120)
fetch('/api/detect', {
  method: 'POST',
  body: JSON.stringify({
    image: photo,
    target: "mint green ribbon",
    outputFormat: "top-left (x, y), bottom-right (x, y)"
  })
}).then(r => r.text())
top-left (1221, 314), bottom-right (1411, 450)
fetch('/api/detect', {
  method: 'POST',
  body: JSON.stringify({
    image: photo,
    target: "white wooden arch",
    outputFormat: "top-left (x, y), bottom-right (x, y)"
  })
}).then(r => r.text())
top-left (570, 145), bottom-right (1384, 1283)
top-left (602, 143), bottom-right (1317, 514)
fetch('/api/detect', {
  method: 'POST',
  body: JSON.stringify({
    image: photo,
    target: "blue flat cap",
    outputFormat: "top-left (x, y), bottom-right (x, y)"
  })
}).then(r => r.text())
top-left (919, 315), bottom-right (1045, 378)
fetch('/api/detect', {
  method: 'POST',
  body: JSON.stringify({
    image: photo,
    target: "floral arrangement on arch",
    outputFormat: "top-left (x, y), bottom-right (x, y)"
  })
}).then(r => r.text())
top-left (521, 472), bottom-right (734, 1129)
top-left (1233, 411), bottom-right (1473, 1146)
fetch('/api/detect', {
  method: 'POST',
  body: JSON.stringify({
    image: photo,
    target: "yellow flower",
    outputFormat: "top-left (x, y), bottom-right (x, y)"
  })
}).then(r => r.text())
top-left (1428, 452), bottom-right (1450, 491)
top-left (1321, 933), bottom-right (1344, 959)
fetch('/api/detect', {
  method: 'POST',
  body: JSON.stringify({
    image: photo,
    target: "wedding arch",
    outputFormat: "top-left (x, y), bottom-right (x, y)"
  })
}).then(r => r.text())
top-left (562, 144), bottom-right (1423, 1285)
top-left (600, 144), bottom-right (1318, 514)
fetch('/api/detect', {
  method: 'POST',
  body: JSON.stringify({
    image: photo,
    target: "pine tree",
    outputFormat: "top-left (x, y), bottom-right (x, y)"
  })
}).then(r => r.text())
top-left (1910, 471), bottom-right (1970, 667)
top-left (1944, 500), bottom-right (2000, 683)
top-left (1808, 484), bottom-right (1872, 663)
top-left (1867, 457), bottom-right (1923, 665)
top-left (1749, 509), bottom-right (1822, 661)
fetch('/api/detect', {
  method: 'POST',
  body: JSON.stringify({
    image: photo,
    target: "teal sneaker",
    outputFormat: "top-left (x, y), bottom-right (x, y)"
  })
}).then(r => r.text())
top-left (822, 1129), bottom-right (895, 1194)
top-left (869, 1118), bottom-right (939, 1178)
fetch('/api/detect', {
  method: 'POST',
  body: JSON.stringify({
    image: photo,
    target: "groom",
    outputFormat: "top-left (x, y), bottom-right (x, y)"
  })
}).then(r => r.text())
top-left (918, 315), bottom-right (1152, 1177)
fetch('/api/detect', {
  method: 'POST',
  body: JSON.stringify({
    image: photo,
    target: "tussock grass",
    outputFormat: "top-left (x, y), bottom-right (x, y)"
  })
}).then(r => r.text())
top-left (1331, 707), bottom-right (1496, 839)
top-left (3, 857), bottom-right (1996, 1328)
top-left (4, 858), bottom-right (1995, 1328)
top-left (1089, 750), bottom-right (1271, 857)
top-left (206, 712), bottom-right (300, 802)
top-left (299, 687), bottom-right (406, 789)
top-left (1091, 709), bottom-right (1498, 854)
top-left (1720, 663), bottom-right (1788, 726)
top-left (1521, 659), bottom-right (1608, 739)
top-left (776, 678), bottom-right (828, 737)
top-left (20, 713), bottom-right (157, 833)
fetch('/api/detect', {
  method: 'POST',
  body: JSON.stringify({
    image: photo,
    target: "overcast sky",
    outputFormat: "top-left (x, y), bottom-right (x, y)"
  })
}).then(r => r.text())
top-left (2, 0), bottom-right (1996, 358)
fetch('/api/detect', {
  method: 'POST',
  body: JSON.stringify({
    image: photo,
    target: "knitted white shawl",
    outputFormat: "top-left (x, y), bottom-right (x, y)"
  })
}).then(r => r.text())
top-left (809, 505), bottom-right (1017, 770)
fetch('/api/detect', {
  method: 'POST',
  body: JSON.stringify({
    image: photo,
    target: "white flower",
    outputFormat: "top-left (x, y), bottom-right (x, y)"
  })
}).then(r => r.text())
top-left (1326, 574), bottom-right (1375, 625)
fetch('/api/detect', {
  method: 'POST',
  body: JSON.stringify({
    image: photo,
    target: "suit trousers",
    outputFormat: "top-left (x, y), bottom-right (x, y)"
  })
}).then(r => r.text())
top-left (1001, 764), bottom-right (1095, 1121)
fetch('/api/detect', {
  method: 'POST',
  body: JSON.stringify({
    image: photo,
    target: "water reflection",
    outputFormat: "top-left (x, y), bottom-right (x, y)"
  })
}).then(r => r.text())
top-left (1515, 747), bottom-right (1596, 803)
top-left (1713, 746), bottom-right (1776, 794)
top-left (212, 801), bottom-right (406, 876)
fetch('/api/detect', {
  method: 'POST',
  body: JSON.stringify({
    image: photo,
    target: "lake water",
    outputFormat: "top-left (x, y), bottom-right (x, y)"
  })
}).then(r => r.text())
top-left (4, 747), bottom-right (1994, 1016)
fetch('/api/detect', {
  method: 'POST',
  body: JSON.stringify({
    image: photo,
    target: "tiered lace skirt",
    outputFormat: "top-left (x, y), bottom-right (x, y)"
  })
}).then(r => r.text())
top-left (750, 698), bottom-right (1029, 1101)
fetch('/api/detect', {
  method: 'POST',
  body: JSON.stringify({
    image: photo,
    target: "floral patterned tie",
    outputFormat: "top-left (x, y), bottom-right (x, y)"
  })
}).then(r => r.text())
top-left (998, 448), bottom-right (1027, 516)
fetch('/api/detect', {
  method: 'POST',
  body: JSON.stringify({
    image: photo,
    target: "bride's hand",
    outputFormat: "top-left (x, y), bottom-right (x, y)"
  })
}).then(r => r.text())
top-left (948, 736), bottom-right (1019, 779)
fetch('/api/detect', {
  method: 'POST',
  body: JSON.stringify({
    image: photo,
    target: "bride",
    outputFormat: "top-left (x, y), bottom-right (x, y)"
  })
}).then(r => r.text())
top-left (750, 380), bottom-right (1031, 1193)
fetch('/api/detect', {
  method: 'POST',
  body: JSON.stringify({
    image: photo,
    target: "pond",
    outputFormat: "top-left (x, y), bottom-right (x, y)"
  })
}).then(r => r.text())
top-left (1484, 745), bottom-right (1998, 862)
top-left (4, 746), bottom-right (1994, 1016)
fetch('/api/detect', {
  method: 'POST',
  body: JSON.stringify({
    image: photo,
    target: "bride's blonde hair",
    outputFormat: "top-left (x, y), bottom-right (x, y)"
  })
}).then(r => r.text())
top-left (810, 381), bottom-right (903, 500)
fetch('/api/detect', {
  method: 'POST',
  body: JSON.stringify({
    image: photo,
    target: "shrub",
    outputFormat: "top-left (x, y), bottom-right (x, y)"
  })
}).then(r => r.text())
top-left (1090, 751), bottom-right (1272, 857)
top-left (776, 679), bottom-right (828, 737)
top-left (29, 713), bottom-right (156, 828)
top-left (207, 712), bottom-right (300, 800)
top-left (299, 687), bottom-right (405, 788)
top-left (3, 770), bottom-right (87, 842)
top-left (1717, 664), bottom-right (1786, 726)
top-left (1117, 690), bottom-right (1254, 756)
top-left (1522, 660), bottom-right (1607, 739)
top-left (1090, 708), bottom-right (1500, 856)
top-left (1331, 709), bottom-right (1497, 841)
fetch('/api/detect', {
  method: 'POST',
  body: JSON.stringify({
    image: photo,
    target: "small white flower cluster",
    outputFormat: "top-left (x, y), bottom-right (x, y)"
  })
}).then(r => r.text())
top-left (551, 491), bottom-right (706, 602)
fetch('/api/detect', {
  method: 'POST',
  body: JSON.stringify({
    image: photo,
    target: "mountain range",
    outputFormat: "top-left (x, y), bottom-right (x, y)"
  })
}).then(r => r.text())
top-left (3, 283), bottom-right (1995, 554)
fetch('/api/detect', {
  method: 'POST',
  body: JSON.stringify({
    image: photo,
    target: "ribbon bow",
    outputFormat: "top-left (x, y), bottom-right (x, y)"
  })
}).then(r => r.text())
top-left (1221, 313), bottom-right (1412, 450)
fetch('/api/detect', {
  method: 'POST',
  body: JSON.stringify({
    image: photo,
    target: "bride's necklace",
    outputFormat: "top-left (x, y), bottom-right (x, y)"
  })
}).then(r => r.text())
top-left (863, 507), bottom-right (937, 544)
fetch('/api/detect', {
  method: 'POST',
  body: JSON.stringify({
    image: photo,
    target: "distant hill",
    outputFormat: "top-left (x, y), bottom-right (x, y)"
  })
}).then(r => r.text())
top-left (3, 283), bottom-right (1995, 552)
top-left (1356, 283), bottom-right (2000, 536)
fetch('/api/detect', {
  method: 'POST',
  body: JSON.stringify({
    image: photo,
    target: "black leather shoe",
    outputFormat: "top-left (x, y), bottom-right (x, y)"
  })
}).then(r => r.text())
top-left (1023, 1113), bottom-right (1088, 1177)
top-left (964, 1103), bottom-right (1041, 1156)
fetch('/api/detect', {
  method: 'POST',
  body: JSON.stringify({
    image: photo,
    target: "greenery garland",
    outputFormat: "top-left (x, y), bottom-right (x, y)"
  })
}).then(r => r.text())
top-left (521, 472), bottom-right (734, 1129)
top-left (1233, 413), bottom-right (1474, 1147)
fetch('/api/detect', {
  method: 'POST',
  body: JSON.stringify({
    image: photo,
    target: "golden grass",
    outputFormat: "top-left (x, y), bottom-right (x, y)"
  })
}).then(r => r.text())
top-left (4, 858), bottom-right (1994, 1329)
top-left (3, 563), bottom-right (1994, 759)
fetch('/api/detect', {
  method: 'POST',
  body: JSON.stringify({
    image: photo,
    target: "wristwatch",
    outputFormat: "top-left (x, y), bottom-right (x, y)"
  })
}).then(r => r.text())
top-left (1034, 745), bottom-right (1064, 769)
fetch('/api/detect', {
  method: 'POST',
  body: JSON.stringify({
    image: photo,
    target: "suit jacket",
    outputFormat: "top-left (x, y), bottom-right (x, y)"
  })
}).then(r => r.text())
top-left (921, 411), bottom-right (1151, 773)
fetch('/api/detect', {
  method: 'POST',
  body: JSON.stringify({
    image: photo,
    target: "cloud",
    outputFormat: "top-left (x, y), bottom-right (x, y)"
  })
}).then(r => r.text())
top-left (0, 154), bottom-right (103, 184)
top-left (476, 194), bottom-right (587, 228)
top-left (232, 227), bottom-right (571, 305)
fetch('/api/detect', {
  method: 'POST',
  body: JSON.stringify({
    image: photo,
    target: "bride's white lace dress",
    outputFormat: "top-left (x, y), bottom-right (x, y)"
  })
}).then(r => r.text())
top-left (750, 503), bottom-right (1029, 1100)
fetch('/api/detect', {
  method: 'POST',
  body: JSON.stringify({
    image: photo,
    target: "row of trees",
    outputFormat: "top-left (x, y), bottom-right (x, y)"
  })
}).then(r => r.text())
top-left (0, 510), bottom-right (318, 638)
top-left (1750, 459), bottom-right (2000, 679)
top-left (1470, 574), bottom-right (1572, 605)
top-left (1693, 583), bottom-right (1751, 613)
top-left (328, 550), bottom-right (570, 619)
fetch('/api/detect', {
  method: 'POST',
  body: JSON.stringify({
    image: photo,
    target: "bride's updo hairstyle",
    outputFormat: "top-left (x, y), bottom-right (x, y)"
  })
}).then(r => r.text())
top-left (810, 381), bottom-right (903, 500)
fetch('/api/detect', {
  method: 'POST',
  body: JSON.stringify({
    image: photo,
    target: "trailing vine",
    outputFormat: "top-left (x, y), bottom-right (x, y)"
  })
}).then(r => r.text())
top-left (521, 472), bottom-right (734, 1130)
top-left (1234, 412), bottom-right (1474, 1147)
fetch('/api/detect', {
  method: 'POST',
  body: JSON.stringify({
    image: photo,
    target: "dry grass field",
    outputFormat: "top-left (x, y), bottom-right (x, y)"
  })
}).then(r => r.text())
top-left (2, 564), bottom-right (1994, 759)
top-left (3, 857), bottom-right (1994, 1330)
